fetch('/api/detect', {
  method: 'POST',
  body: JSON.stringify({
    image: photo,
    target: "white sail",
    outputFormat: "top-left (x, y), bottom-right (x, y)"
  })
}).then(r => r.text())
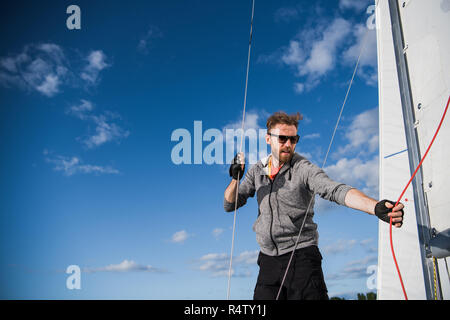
top-left (376, 0), bottom-right (450, 300)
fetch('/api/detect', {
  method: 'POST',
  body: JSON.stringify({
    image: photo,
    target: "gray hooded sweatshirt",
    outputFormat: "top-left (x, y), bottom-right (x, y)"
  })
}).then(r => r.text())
top-left (224, 153), bottom-right (353, 256)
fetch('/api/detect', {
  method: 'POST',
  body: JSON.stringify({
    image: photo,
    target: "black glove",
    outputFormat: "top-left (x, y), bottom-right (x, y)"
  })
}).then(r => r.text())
top-left (375, 199), bottom-right (403, 224)
top-left (229, 153), bottom-right (245, 180)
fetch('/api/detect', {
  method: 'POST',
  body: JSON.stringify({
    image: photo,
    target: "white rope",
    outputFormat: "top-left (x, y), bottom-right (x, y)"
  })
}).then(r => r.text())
top-left (227, 0), bottom-right (255, 300)
top-left (275, 13), bottom-right (374, 299)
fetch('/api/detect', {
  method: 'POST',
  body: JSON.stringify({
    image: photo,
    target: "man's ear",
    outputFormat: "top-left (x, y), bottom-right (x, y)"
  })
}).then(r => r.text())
top-left (265, 134), bottom-right (271, 145)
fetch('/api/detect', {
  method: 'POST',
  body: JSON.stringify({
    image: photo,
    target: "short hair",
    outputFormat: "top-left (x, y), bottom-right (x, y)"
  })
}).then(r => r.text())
top-left (266, 111), bottom-right (303, 132)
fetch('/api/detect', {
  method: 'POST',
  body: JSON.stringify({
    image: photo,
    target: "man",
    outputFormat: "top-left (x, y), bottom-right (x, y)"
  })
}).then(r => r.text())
top-left (223, 111), bottom-right (404, 300)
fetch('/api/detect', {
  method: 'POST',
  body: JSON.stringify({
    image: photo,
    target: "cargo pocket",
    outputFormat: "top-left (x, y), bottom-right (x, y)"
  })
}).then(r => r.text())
top-left (303, 271), bottom-right (329, 300)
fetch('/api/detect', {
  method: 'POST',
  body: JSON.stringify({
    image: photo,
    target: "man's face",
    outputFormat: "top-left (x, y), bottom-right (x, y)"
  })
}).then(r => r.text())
top-left (265, 123), bottom-right (298, 164)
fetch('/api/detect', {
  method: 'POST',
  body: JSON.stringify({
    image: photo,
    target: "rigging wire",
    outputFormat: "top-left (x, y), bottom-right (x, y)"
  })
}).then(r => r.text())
top-left (227, 0), bottom-right (255, 300)
top-left (444, 258), bottom-right (450, 284)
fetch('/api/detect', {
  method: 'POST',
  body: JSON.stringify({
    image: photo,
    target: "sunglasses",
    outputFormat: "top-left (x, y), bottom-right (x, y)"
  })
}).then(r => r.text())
top-left (269, 133), bottom-right (300, 144)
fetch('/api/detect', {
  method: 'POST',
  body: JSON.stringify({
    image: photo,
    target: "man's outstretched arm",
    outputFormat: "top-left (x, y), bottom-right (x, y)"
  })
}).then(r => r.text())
top-left (344, 188), bottom-right (404, 228)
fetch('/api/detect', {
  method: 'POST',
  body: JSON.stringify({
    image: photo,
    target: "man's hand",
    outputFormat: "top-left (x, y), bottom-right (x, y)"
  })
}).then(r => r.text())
top-left (229, 152), bottom-right (245, 181)
top-left (375, 200), bottom-right (404, 228)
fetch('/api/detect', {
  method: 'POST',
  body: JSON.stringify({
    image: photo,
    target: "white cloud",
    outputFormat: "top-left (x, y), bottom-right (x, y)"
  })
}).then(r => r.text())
top-left (322, 239), bottom-right (357, 255)
top-left (224, 110), bottom-right (266, 132)
top-left (67, 100), bottom-right (130, 149)
top-left (83, 259), bottom-right (165, 273)
top-left (67, 99), bottom-right (94, 119)
top-left (222, 110), bottom-right (269, 165)
top-left (80, 50), bottom-right (110, 85)
top-left (274, 7), bottom-right (300, 23)
top-left (0, 43), bottom-right (68, 97)
top-left (84, 113), bottom-right (130, 149)
top-left (323, 238), bottom-right (376, 256)
top-left (35, 73), bottom-right (61, 96)
top-left (212, 228), bottom-right (224, 239)
top-left (302, 18), bottom-right (351, 76)
top-left (137, 26), bottom-right (163, 54)
top-left (345, 254), bottom-right (377, 267)
top-left (325, 156), bottom-right (379, 198)
top-left (342, 23), bottom-right (378, 86)
top-left (0, 43), bottom-right (111, 96)
top-left (293, 82), bottom-right (305, 94)
top-left (45, 153), bottom-right (119, 176)
top-left (335, 107), bottom-right (379, 156)
top-left (281, 40), bottom-right (305, 69)
top-left (339, 0), bottom-right (372, 12)
top-left (261, 5), bottom-right (379, 93)
top-left (171, 230), bottom-right (190, 243)
top-left (325, 254), bottom-right (377, 282)
top-left (196, 250), bottom-right (258, 278)
top-left (302, 133), bottom-right (320, 140)
top-left (316, 107), bottom-right (380, 210)
top-left (279, 18), bottom-right (352, 92)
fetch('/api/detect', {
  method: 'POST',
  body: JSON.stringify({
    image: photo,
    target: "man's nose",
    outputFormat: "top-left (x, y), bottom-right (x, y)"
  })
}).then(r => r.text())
top-left (284, 139), bottom-right (292, 147)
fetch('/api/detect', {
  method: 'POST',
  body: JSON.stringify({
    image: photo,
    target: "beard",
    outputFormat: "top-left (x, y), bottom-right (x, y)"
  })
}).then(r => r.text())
top-left (277, 147), bottom-right (294, 164)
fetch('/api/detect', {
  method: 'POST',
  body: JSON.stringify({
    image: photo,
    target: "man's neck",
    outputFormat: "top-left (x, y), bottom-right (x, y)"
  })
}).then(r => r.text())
top-left (271, 154), bottom-right (283, 168)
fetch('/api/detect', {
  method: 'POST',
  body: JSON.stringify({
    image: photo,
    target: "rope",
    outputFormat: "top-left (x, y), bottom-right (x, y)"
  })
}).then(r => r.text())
top-left (227, 0), bottom-right (255, 300)
top-left (390, 94), bottom-right (450, 300)
top-left (275, 7), bottom-right (373, 300)
top-left (432, 257), bottom-right (438, 300)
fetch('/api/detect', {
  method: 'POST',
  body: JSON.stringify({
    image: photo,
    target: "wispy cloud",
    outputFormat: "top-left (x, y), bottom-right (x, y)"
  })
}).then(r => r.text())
top-left (83, 259), bottom-right (166, 273)
top-left (195, 250), bottom-right (258, 278)
top-left (44, 151), bottom-right (119, 176)
top-left (302, 133), bottom-right (320, 140)
top-left (279, 18), bottom-right (352, 92)
top-left (212, 228), bottom-right (224, 240)
top-left (323, 107), bottom-right (379, 198)
top-left (322, 239), bottom-right (357, 255)
top-left (325, 254), bottom-right (377, 282)
top-left (322, 238), bottom-right (376, 256)
top-left (0, 43), bottom-right (68, 97)
top-left (67, 100), bottom-right (130, 149)
top-left (339, 0), bottom-right (372, 12)
top-left (171, 230), bottom-right (191, 244)
top-left (66, 99), bottom-right (94, 119)
top-left (259, 2), bottom-right (378, 93)
top-left (137, 26), bottom-right (163, 54)
top-left (222, 110), bottom-right (269, 165)
top-left (274, 6), bottom-right (300, 23)
top-left (341, 23), bottom-right (377, 86)
top-left (335, 108), bottom-right (379, 156)
top-left (0, 44), bottom-right (110, 96)
top-left (80, 50), bottom-right (110, 85)
top-left (325, 156), bottom-right (379, 198)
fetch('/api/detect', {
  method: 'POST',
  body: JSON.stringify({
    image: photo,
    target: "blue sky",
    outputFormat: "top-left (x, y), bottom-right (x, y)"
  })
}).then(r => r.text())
top-left (1, 0), bottom-right (381, 299)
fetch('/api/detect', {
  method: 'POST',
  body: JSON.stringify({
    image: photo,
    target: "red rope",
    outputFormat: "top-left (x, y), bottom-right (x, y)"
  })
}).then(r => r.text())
top-left (390, 95), bottom-right (450, 300)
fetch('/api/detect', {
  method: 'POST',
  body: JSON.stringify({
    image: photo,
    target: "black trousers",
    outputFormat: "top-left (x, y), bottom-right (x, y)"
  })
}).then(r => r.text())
top-left (253, 245), bottom-right (329, 300)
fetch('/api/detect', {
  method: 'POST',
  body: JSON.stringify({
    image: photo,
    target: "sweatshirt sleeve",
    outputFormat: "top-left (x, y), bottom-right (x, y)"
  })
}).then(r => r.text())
top-left (223, 165), bottom-right (256, 212)
top-left (300, 159), bottom-right (353, 206)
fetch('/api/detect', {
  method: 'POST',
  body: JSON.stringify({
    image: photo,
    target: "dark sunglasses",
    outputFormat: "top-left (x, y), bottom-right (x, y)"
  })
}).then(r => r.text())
top-left (268, 133), bottom-right (300, 144)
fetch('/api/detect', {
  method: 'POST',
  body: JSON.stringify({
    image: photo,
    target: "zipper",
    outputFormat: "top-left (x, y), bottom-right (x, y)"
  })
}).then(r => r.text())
top-left (267, 178), bottom-right (279, 255)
